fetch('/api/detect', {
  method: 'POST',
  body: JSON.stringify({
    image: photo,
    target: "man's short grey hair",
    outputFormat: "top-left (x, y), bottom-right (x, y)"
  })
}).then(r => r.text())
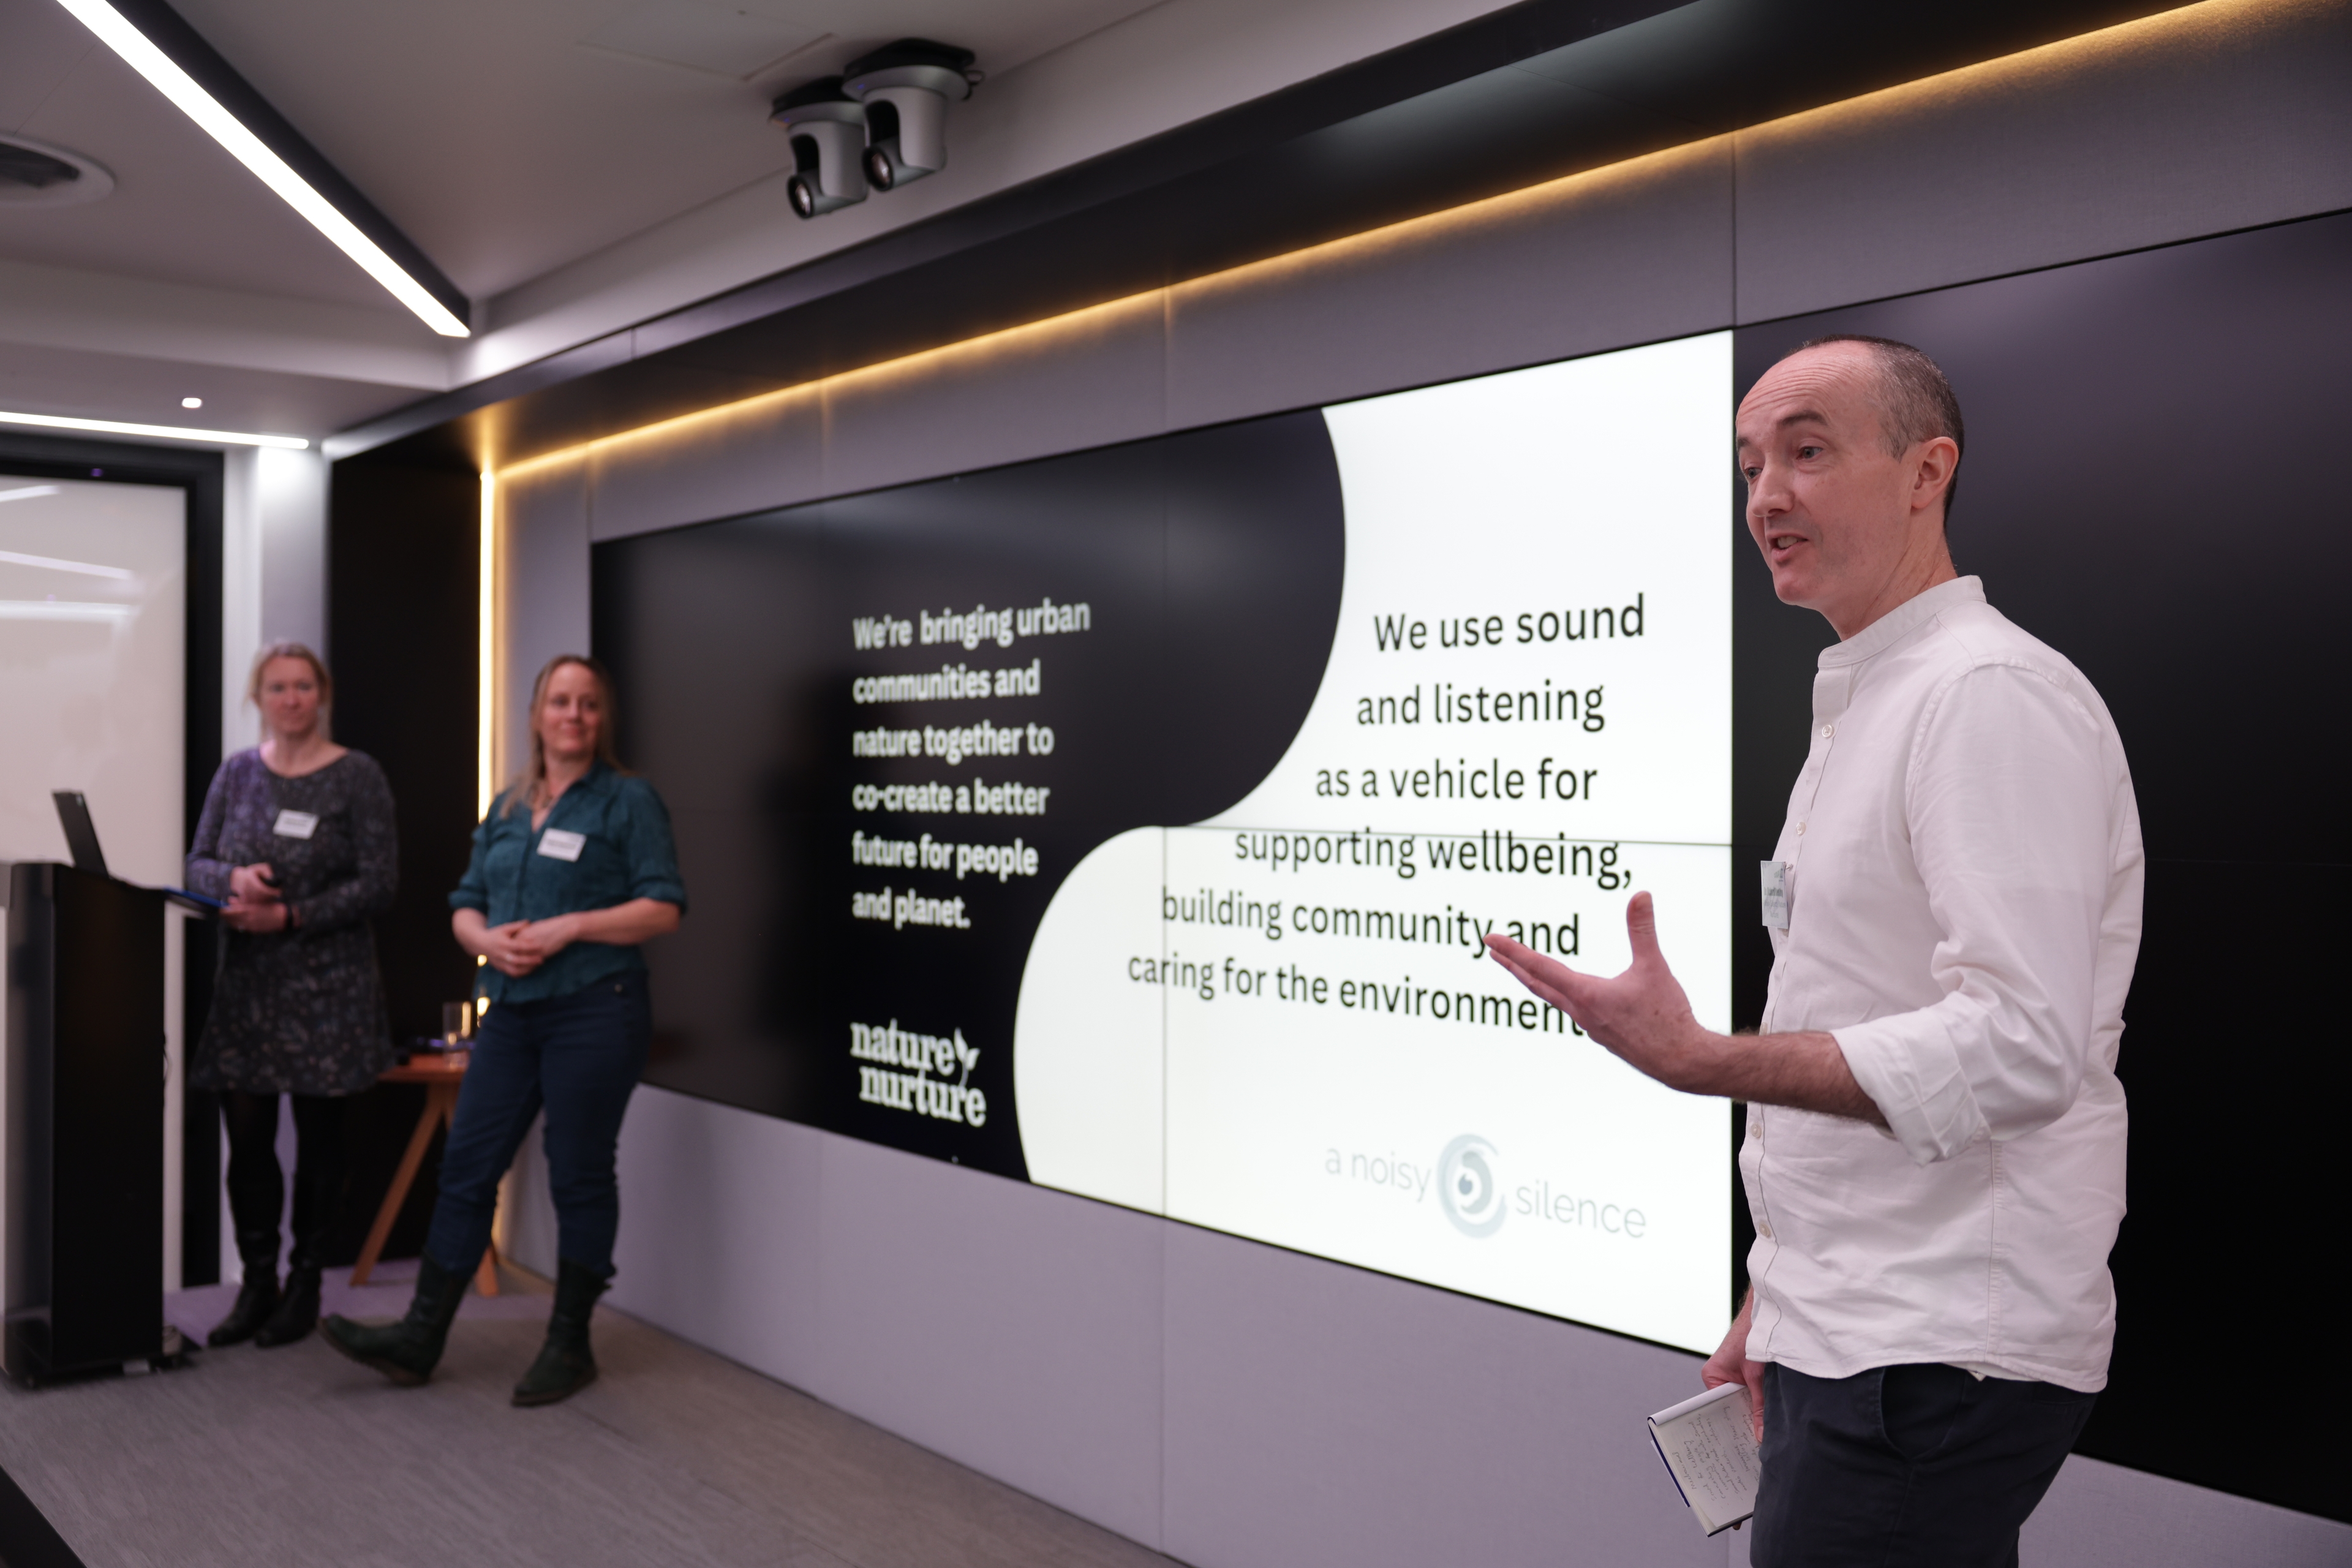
top-left (1793, 334), bottom-right (1966, 522)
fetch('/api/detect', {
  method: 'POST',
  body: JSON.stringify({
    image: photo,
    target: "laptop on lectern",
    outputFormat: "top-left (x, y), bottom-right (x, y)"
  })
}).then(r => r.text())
top-left (52, 790), bottom-right (107, 876)
top-left (51, 790), bottom-right (224, 913)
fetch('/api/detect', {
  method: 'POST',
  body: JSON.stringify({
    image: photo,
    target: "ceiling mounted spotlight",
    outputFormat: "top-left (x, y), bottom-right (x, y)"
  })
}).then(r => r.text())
top-left (181, 396), bottom-right (203, 409)
top-left (843, 39), bottom-right (977, 193)
top-left (771, 77), bottom-right (867, 219)
top-left (0, 134), bottom-right (115, 208)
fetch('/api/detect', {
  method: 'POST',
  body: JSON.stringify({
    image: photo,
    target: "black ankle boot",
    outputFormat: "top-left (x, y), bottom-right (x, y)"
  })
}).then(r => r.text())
top-left (254, 1263), bottom-right (322, 1348)
top-left (512, 1259), bottom-right (609, 1408)
top-left (321, 1254), bottom-right (468, 1385)
top-left (206, 1275), bottom-right (279, 1348)
top-left (206, 1231), bottom-right (282, 1348)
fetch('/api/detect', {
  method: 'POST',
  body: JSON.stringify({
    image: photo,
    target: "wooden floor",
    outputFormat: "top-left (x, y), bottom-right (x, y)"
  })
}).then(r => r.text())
top-left (0, 1264), bottom-right (1180, 1568)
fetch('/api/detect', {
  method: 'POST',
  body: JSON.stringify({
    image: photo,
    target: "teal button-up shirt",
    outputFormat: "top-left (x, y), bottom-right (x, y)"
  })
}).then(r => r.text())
top-left (450, 763), bottom-right (687, 1005)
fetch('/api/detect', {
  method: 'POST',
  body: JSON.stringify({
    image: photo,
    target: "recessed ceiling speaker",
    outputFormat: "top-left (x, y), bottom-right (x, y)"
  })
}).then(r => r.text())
top-left (0, 134), bottom-right (115, 208)
top-left (771, 77), bottom-right (867, 219)
top-left (842, 39), bottom-right (977, 193)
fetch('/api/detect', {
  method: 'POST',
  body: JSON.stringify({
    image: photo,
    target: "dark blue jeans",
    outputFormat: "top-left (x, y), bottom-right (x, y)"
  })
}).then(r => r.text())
top-left (424, 971), bottom-right (650, 1281)
top-left (1751, 1362), bottom-right (2097, 1567)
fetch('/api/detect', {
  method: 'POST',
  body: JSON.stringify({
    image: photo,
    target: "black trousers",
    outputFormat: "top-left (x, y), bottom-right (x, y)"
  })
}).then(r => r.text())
top-left (221, 1091), bottom-right (349, 1275)
top-left (1751, 1362), bottom-right (2097, 1568)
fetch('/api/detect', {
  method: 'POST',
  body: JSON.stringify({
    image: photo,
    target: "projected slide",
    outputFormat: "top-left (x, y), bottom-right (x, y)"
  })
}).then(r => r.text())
top-left (1016, 334), bottom-right (1732, 1350)
top-left (597, 331), bottom-right (1732, 1352)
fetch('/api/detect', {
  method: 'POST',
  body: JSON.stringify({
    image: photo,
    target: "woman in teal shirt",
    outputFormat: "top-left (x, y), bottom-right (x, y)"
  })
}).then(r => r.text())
top-left (326, 654), bottom-right (684, 1406)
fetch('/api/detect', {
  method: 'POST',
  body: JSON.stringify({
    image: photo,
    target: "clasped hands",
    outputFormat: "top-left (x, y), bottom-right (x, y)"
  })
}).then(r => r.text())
top-left (476, 914), bottom-right (586, 978)
top-left (222, 862), bottom-right (292, 933)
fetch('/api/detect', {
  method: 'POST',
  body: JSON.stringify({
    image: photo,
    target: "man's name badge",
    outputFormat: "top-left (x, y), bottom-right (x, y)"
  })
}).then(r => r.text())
top-left (272, 809), bottom-right (318, 840)
top-left (538, 827), bottom-right (587, 862)
top-left (1760, 860), bottom-right (1792, 930)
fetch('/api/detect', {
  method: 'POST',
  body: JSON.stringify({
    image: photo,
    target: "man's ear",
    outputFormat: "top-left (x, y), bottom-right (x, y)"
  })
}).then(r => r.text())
top-left (1910, 435), bottom-right (1959, 514)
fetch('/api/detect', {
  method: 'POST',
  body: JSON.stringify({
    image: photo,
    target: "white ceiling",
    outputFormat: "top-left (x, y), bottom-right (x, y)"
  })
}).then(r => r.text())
top-left (0, 0), bottom-right (1518, 441)
top-left (162, 0), bottom-right (1170, 300)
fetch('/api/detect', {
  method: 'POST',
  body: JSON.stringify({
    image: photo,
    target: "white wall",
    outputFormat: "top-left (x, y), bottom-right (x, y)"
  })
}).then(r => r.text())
top-left (488, 4), bottom-right (2352, 1564)
top-left (212, 442), bottom-right (331, 1285)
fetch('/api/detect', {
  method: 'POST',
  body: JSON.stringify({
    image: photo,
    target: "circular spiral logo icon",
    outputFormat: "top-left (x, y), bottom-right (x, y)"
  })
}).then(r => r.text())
top-left (1436, 1134), bottom-right (1506, 1238)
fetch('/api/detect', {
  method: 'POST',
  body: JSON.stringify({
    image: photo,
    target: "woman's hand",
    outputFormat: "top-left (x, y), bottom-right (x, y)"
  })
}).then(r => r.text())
top-left (454, 907), bottom-right (543, 978)
top-left (510, 913), bottom-right (586, 964)
top-left (228, 863), bottom-right (281, 907)
top-left (478, 921), bottom-right (545, 978)
top-left (221, 895), bottom-right (291, 933)
top-left (453, 900), bottom-right (679, 979)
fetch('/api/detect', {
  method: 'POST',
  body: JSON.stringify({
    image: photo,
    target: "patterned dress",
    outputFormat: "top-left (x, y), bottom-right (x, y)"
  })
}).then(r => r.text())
top-left (187, 749), bottom-right (399, 1095)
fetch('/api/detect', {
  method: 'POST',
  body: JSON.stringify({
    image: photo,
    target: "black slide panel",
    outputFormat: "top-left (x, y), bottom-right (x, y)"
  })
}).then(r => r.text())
top-left (596, 413), bottom-right (1344, 1178)
top-left (1732, 209), bottom-right (2352, 1521)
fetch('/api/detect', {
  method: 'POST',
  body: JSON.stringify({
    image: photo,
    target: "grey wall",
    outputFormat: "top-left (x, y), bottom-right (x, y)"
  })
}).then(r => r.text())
top-left (492, 4), bottom-right (2352, 1562)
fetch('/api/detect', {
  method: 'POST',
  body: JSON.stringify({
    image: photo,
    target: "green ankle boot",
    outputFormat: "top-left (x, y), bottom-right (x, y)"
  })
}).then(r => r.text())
top-left (322, 1253), bottom-right (468, 1385)
top-left (512, 1258), bottom-right (609, 1408)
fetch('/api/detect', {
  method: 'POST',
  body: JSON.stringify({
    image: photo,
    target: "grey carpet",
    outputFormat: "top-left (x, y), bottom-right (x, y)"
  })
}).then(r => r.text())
top-left (1, 1266), bottom-right (1177, 1568)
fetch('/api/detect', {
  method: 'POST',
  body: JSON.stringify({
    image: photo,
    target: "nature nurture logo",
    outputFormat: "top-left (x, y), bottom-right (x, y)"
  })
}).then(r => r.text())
top-left (1436, 1133), bottom-right (1506, 1238)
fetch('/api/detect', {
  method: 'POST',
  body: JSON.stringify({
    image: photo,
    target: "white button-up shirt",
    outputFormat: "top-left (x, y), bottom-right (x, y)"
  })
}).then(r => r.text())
top-left (1744, 576), bottom-right (2143, 1392)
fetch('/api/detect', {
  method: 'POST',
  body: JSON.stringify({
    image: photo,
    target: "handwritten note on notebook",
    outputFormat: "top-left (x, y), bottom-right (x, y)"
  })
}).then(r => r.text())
top-left (1646, 1382), bottom-right (1762, 1536)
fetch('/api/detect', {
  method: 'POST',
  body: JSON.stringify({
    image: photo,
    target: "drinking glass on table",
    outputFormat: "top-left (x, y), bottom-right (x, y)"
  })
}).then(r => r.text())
top-left (442, 1001), bottom-right (473, 1065)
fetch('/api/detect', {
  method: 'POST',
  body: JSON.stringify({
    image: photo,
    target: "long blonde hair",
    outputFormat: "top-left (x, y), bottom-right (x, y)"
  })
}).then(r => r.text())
top-left (502, 653), bottom-right (625, 816)
top-left (247, 640), bottom-right (333, 741)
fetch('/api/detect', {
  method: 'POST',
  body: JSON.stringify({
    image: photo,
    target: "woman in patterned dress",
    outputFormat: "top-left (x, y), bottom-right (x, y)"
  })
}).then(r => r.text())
top-left (186, 642), bottom-right (398, 1349)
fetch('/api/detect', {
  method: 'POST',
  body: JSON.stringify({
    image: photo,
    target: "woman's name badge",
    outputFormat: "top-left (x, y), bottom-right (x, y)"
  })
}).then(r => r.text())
top-left (1760, 861), bottom-right (1792, 930)
top-left (273, 809), bottom-right (318, 840)
top-left (538, 827), bottom-right (587, 862)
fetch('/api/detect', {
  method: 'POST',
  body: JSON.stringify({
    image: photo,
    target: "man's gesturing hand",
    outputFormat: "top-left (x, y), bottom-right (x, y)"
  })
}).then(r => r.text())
top-left (1483, 892), bottom-right (1887, 1123)
top-left (1483, 892), bottom-right (1714, 1092)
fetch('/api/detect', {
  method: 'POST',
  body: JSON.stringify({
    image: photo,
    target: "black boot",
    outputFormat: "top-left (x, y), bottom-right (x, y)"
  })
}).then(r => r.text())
top-left (254, 1262), bottom-right (321, 1348)
top-left (206, 1231), bottom-right (281, 1348)
top-left (512, 1259), bottom-right (609, 1408)
top-left (321, 1253), bottom-right (468, 1385)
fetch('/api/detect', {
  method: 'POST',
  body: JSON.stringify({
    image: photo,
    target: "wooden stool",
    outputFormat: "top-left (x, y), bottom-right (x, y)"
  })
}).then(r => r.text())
top-left (349, 1054), bottom-right (499, 1296)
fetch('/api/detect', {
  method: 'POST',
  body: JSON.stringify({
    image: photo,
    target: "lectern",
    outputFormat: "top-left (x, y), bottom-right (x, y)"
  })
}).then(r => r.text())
top-left (4, 861), bottom-right (172, 1384)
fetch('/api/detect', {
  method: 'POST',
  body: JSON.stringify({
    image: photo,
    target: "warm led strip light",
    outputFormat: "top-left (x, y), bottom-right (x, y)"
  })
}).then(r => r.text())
top-left (53, 0), bottom-right (469, 339)
top-left (0, 408), bottom-right (308, 448)
top-left (478, 471), bottom-right (497, 819)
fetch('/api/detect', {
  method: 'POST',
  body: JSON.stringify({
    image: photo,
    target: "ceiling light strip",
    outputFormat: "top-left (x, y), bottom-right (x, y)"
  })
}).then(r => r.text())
top-left (0, 409), bottom-right (308, 449)
top-left (54, 0), bottom-right (470, 338)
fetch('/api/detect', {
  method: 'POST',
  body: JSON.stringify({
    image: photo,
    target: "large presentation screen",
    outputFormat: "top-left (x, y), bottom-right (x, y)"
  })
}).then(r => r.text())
top-left (598, 331), bottom-right (1734, 1353)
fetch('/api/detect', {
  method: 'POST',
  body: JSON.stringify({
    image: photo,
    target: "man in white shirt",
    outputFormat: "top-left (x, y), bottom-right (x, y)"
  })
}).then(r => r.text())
top-left (1487, 336), bottom-right (2142, 1566)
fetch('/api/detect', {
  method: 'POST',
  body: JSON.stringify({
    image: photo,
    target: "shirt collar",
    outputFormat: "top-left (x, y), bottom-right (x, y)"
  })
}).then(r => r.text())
top-left (518, 760), bottom-right (613, 826)
top-left (1819, 575), bottom-right (1985, 669)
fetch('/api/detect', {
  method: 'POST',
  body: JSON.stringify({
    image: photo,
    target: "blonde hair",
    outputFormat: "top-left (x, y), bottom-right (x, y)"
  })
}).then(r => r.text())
top-left (502, 654), bottom-right (625, 816)
top-left (247, 640), bottom-right (333, 739)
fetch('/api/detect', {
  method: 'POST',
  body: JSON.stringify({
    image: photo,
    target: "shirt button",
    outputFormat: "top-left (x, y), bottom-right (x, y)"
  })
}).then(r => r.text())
top-left (1795, 821), bottom-right (1806, 835)
top-left (1820, 725), bottom-right (1834, 738)
top-left (1758, 1221), bottom-right (1774, 1239)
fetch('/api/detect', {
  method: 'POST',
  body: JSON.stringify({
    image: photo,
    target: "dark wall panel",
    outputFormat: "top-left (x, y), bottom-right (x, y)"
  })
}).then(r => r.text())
top-left (326, 458), bottom-right (480, 1259)
top-left (327, 459), bottom-right (480, 1045)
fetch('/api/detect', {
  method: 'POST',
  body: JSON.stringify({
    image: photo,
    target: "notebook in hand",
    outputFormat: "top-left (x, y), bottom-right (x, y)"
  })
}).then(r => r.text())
top-left (1646, 1381), bottom-right (1762, 1536)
